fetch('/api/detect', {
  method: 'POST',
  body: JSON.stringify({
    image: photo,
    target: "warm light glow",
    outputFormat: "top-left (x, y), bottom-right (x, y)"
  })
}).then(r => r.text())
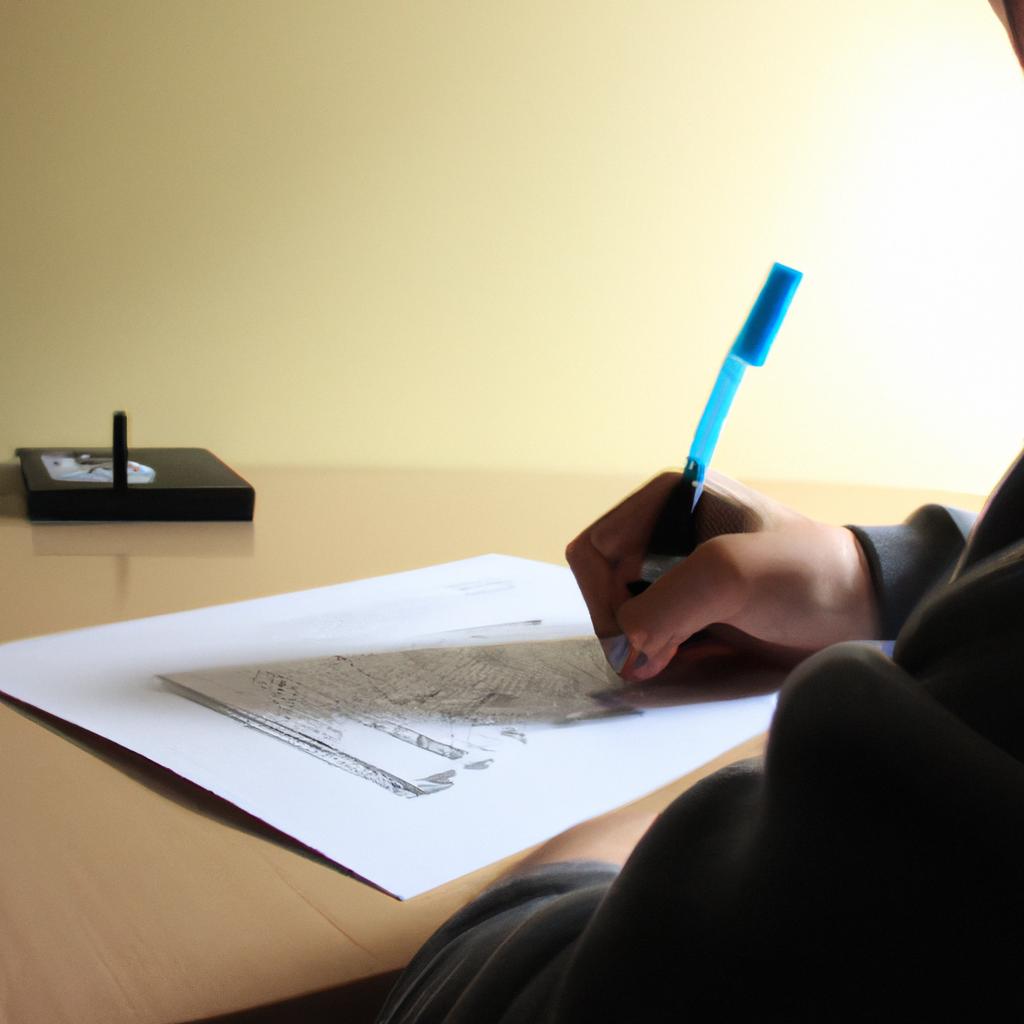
top-left (2, 1), bottom-right (1021, 495)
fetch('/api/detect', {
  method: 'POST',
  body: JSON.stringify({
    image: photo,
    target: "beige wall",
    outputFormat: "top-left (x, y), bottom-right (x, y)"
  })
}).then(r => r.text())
top-left (2, 1), bottom-right (1021, 495)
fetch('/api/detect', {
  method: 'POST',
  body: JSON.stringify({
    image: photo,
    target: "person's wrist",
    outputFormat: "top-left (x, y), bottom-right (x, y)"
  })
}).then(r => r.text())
top-left (836, 525), bottom-right (882, 640)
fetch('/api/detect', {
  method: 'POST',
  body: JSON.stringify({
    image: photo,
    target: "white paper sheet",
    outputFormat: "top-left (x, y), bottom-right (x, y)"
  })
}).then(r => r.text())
top-left (0, 555), bottom-right (779, 898)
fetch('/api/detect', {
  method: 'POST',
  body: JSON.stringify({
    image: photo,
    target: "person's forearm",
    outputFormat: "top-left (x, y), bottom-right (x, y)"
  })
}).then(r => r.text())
top-left (498, 803), bottom-right (658, 880)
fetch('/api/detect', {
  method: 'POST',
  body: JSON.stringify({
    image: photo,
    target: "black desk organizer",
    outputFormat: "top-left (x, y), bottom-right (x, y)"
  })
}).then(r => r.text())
top-left (17, 412), bottom-right (255, 521)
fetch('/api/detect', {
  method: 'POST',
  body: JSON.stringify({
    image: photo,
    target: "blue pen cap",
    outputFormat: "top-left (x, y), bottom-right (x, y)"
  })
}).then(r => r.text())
top-left (729, 262), bottom-right (803, 366)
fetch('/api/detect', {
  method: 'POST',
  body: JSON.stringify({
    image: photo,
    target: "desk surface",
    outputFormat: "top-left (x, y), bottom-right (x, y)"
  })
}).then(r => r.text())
top-left (0, 464), bottom-right (985, 1024)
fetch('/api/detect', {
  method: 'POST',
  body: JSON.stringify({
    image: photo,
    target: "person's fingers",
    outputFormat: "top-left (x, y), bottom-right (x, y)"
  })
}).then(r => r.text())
top-left (565, 529), bottom-right (621, 638)
top-left (617, 535), bottom-right (749, 681)
top-left (565, 472), bottom-right (683, 638)
top-left (585, 472), bottom-right (683, 564)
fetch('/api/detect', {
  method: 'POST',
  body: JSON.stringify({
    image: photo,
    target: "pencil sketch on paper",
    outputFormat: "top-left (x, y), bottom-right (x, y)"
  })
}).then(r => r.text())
top-left (161, 638), bottom-right (631, 799)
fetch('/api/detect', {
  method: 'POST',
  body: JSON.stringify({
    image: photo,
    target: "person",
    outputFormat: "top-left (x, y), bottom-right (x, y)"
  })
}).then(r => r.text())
top-left (375, 4), bottom-right (1024, 1019)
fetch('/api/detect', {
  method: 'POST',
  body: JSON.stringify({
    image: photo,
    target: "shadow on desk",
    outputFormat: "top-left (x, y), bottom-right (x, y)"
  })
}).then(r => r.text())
top-left (186, 971), bottom-right (401, 1024)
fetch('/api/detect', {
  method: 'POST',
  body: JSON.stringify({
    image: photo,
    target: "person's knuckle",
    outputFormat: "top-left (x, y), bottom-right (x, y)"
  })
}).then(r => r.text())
top-left (701, 535), bottom-right (749, 594)
top-left (564, 533), bottom-right (587, 565)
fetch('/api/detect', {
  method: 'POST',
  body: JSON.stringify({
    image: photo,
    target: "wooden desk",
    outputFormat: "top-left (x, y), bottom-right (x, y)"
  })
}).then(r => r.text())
top-left (0, 465), bottom-right (984, 1024)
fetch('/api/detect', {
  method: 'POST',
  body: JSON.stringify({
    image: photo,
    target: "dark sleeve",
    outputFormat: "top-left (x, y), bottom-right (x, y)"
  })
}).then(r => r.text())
top-left (374, 862), bottom-right (618, 1024)
top-left (847, 504), bottom-right (975, 638)
top-left (378, 574), bottom-right (1024, 1020)
top-left (552, 640), bottom-right (1024, 1019)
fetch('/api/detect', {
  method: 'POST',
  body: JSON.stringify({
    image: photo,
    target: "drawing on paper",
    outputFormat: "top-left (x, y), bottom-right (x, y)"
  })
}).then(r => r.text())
top-left (162, 638), bottom-right (631, 798)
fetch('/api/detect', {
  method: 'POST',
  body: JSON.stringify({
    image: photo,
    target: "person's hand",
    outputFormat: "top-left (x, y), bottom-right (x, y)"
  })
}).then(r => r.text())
top-left (565, 471), bottom-right (880, 683)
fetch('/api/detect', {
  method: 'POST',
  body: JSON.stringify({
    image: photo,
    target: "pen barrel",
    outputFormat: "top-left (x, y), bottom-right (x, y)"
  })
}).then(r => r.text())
top-left (688, 355), bottom-right (745, 468)
top-left (112, 410), bottom-right (128, 491)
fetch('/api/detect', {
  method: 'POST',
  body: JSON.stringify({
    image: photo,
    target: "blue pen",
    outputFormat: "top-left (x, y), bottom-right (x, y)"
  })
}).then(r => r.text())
top-left (626, 262), bottom-right (803, 598)
top-left (683, 261), bottom-right (802, 510)
top-left (609, 262), bottom-right (803, 672)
